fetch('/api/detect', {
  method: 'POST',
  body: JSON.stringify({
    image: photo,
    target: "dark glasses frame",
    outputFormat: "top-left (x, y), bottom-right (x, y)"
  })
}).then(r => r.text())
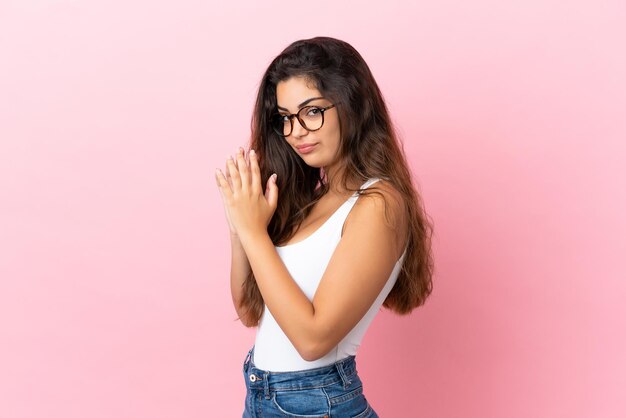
top-left (271, 103), bottom-right (338, 137)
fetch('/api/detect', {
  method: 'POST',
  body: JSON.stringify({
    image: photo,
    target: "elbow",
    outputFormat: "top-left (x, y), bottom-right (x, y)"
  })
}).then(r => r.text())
top-left (299, 348), bottom-right (320, 362)
top-left (298, 339), bottom-right (332, 362)
top-left (297, 320), bottom-right (336, 361)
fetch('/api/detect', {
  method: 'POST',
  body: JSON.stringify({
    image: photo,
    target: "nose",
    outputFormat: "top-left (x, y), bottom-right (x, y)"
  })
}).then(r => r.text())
top-left (291, 116), bottom-right (308, 138)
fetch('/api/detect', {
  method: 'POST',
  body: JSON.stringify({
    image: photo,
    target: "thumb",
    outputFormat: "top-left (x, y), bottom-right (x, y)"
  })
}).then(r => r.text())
top-left (265, 173), bottom-right (278, 208)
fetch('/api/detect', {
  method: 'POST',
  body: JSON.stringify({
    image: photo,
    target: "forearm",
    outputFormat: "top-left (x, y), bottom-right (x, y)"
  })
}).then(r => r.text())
top-left (229, 233), bottom-right (253, 325)
top-left (238, 229), bottom-right (318, 359)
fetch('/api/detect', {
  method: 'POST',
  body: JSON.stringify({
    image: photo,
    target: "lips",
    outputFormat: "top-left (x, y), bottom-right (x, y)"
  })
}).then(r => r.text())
top-left (295, 143), bottom-right (317, 154)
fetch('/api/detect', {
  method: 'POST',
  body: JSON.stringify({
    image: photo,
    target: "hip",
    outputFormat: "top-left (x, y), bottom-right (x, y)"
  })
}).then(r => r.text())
top-left (241, 345), bottom-right (378, 417)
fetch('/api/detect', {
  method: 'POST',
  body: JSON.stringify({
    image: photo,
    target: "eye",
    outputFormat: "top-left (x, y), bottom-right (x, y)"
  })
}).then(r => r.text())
top-left (306, 107), bottom-right (321, 116)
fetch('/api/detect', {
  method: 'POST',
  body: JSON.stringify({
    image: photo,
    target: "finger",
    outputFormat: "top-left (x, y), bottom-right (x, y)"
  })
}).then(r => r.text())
top-left (232, 152), bottom-right (238, 168)
top-left (215, 169), bottom-right (233, 200)
top-left (215, 170), bottom-right (228, 199)
top-left (226, 155), bottom-right (241, 192)
top-left (266, 173), bottom-right (278, 210)
top-left (236, 147), bottom-right (249, 193)
top-left (225, 158), bottom-right (233, 189)
top-left (249, 149), bottom-right (261, 196)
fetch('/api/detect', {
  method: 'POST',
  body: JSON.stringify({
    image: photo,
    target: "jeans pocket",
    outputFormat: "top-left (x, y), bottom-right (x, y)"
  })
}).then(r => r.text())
top-left (326, 383), bottom-right (371, 417)
top-left (271, 387), bottom-right (330, 417)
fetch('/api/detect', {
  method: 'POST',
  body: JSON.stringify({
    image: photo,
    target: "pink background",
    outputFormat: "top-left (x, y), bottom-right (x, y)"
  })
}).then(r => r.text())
top-left (1, 1), bottom-right (625, 417)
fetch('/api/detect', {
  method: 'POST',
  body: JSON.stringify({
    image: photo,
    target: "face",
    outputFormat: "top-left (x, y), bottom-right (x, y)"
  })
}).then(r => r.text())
top-left (275, 76), bottom-right (342, 174)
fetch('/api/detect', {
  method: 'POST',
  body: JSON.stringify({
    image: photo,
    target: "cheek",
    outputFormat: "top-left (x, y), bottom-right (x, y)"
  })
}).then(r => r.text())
top-left (328, 134), bottom-right (342, 155)
top-left (325, 118), bottom-right (341, 138)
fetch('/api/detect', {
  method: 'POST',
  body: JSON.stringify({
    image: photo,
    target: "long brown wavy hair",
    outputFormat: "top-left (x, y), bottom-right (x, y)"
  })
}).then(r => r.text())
top-left (237, 36), bottom-right (434, 327)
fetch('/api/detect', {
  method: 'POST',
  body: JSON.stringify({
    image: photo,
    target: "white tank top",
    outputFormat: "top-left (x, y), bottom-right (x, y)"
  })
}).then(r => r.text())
top-left (253, 177), bottom-right (408, 371)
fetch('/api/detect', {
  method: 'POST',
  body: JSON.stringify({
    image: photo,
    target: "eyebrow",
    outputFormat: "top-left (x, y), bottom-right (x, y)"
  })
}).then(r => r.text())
top-left (277, 96), bottom-right (325, 112)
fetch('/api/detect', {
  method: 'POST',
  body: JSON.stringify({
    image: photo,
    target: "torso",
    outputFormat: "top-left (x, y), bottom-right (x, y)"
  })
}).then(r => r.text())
top-left (254, 177), bottom-right (409, 371)
top-left (281, 181), bottom-right (407, 256)
top-left (281, 179), bottom-right (406, 254)
top-left (282, 190), bottom-right (355, 246)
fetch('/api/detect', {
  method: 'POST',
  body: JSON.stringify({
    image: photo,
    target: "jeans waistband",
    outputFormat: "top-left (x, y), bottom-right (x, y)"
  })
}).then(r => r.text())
top-left (243, 345), bottom-right (357, 393)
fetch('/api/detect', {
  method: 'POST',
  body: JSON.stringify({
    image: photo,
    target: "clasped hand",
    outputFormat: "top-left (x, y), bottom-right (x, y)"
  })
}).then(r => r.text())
top-left (215, 147), bottom-right (278, 238)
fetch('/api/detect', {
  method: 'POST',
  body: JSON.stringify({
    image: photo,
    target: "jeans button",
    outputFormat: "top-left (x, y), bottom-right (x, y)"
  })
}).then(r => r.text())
top-left (249, 374), bottom-right (257, 382)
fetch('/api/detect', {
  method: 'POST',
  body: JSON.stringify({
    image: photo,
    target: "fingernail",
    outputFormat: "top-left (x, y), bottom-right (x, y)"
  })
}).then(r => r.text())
top-left (250, 149), bottom-right (255, 156)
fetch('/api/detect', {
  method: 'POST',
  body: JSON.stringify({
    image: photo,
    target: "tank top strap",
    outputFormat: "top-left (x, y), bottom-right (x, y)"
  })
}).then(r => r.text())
top-left (348, 177), bottom-right (382, 201)
top-left (355, 177), bottom-right (382, 195)
top-left (332, 177), bottom-right (382, 226)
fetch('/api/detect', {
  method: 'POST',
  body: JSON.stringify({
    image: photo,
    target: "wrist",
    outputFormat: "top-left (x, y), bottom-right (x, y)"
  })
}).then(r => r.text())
top-left (238, 227), bottom-right (269, 248)
top-left (230, 232), bottom-right (243, 246)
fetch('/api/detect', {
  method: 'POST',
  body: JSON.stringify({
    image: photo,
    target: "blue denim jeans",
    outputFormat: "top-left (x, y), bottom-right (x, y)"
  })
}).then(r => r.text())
top-left (242, 345), bottom-right (379, 417)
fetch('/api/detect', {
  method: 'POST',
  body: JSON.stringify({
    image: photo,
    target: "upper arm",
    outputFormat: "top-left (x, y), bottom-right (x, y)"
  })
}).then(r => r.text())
top-left (308, 181), bottom-right (407, 360)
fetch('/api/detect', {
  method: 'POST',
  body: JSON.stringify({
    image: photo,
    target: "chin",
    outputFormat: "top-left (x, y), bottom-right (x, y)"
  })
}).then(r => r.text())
top-left (300, 154), bottom-right (328, 165)
top-left (301, 159), bottom-right (324, 168)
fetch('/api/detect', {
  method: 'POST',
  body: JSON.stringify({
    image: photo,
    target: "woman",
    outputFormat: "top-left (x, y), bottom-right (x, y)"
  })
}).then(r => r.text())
top-left (215, 36), bottom-right (434, 417)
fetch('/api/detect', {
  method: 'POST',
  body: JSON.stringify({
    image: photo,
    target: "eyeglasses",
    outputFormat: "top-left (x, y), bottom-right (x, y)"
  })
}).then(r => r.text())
top-left (270, 103), bottom-right (337, 137)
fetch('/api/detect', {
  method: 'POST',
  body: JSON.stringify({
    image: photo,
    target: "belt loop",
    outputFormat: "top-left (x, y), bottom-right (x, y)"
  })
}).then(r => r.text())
top-left (335, 358), bottom-right (352, 389)
top-left (264, 372), bottom-right (271, 400)
top-left (243, 346), bottom-right (253, 373)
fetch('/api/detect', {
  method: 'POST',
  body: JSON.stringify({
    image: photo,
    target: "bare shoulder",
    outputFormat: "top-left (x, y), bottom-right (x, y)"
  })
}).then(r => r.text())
top-left (343, 179), bottom-right (408, 256)
top-left (350, 178), bottom-right (406, 228)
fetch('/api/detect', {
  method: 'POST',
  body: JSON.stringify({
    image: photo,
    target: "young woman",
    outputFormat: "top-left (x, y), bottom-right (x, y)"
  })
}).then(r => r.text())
top-left (215, 36), bottom-right (434, 417)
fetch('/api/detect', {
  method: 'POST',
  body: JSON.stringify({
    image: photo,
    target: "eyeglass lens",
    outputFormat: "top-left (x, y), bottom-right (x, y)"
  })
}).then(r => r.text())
top-left (274, 106), bottom-right (325, 136)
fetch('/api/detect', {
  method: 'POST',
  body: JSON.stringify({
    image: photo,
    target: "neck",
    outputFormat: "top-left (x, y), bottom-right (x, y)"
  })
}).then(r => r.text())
top-left (323, 165), bottom-right (362, 196)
